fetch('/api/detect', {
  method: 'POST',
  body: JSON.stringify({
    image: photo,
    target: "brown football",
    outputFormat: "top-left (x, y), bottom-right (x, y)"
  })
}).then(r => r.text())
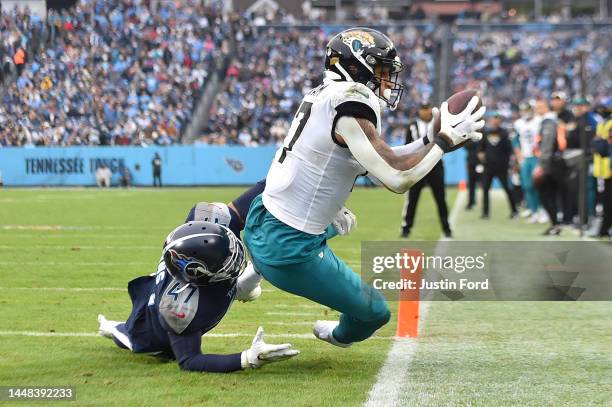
top-left (433, 89), bottom-right (482, 135)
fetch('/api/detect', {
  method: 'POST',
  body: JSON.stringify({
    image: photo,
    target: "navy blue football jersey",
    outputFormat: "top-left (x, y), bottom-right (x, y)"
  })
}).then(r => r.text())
top-left (122, 261), bottom-right (236, 355)
top-left (116, 180), bottom-right (266, 370)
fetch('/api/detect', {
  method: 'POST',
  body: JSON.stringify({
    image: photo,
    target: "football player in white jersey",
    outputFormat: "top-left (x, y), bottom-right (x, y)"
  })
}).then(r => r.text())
top-left (513, 101), bottom-right (544, 222)
top-left (243, 28), bottom-right (485, 348)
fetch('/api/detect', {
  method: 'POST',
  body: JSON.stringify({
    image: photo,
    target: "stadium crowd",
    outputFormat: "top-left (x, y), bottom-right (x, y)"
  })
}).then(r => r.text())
top-left (0, 0), bottom-right (231, 147)
top-left (201, 23), bottom-right (440, 146)
top-left (3, 2), bottom-right (608, 149)
top-left (451, 28), bottom-right (611, 117)
top-left (1, 6), bottom-right (46, 84)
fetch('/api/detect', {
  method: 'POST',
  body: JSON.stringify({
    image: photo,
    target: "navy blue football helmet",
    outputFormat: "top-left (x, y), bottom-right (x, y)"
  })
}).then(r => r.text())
top-left (162, 221), bottom-right (246, 286)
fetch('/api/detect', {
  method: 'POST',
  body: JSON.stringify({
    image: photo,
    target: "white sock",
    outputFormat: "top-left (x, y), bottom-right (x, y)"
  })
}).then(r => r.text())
top-left (237, 262), bottom-right (263, 292)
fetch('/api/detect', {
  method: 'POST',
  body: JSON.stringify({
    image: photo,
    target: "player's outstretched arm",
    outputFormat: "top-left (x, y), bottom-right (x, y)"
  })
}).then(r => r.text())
top-left (390, 133), bottom-right (431, 156)
top-left (336, 117), bottom-right (443, 193)
top-left (389, 108), bottom-right (443, 155)
top-left (336, 98), bottom-right (485, 193)
top-left (169, 327), bottom-right (299, 373)
top-left (241, 327), bottom-right (300, 369)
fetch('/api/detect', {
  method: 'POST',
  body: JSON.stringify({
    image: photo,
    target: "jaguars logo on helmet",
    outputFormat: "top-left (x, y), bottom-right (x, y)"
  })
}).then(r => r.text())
top-left (325, 27), bottom-right (404, 110)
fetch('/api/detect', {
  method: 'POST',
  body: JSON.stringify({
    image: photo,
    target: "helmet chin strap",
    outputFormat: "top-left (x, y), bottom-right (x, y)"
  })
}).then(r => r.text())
top-left (333, 62), bottom-right (354, 82)
top-left (323, 70), bottom-right (343, 81)
top-left (372, 88), bottom-right (399, 111)
top-left (332, 62), bottom-right (398, 111)
top-left (383, 88), bottom-right (399, 111)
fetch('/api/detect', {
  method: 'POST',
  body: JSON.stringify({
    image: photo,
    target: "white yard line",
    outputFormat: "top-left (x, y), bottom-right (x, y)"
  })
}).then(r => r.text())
top-left (0, 330), bottom-right (395, 340)
top-left (0, 286), bottom-right (277, 293)
top-left (265, 311), bottom-right (326, 317)
top-left (1, 234), bottom-right (158, 239)
top-left (364, 190), bottom-right (466, 407)
top-left (1, 225), bottom-right (171, 230)
top-left (0, 245), bottom-right (159, 250)
top-left (0, 287), bottom-right (125, 292)
top-left (273, 304), bottom-right (325, 309)
top-left (266, 321), bottom-right (315, 326)
top-left (0, 261), bottom-right (151, 266)
top-left (0, 286), bottom-right (276, 293)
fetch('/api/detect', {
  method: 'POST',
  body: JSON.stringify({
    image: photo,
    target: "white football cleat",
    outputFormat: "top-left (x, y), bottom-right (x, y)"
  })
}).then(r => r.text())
top-left (235, 262), bottom-right (263, 302)
top-left (97, 314), bottom-right (120, 339)
top-left (313, 320), bottom-right (352, 348)
top-left (235, 284), bottom-right (262, 302)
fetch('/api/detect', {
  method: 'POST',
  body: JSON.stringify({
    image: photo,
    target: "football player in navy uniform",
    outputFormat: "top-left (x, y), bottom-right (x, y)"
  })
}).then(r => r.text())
top-left (96, 181), bottom-right (302, 372)
top-left (97, 181), bottom-right (357, 371)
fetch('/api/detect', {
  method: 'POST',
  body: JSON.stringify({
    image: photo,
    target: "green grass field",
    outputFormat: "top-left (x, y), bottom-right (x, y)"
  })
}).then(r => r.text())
top-left (0, 187), bottom-right (610, 406)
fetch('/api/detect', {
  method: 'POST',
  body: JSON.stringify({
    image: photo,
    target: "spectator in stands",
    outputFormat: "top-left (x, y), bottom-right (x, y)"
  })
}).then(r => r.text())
top-left (479, 112), bottom-right (517, 219)
top-left (452, 29), bottom-right (610, 115)
top-left (13, 47), bottom-right (25, 76)
top-left (204, 25), bottom-right (440, 146)
top-left (0, 0), bottom-right (227, 147)
top-left (96, 164), bottom-right (112, 188)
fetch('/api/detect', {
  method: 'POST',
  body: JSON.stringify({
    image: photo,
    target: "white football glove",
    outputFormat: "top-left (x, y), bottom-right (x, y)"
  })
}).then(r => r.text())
top-left (241, 327), bottom-right (300, 369)
top-left (435, 96), bottom-right (486, 151)
top-left (331, 206), bottom-right (357, 236)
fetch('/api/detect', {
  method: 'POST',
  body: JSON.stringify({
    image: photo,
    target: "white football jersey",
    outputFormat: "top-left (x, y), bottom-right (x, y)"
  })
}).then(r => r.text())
top-left (263, 78), bottom-right (382, 235)
top-left (513, 116), bottom-right (541, 158)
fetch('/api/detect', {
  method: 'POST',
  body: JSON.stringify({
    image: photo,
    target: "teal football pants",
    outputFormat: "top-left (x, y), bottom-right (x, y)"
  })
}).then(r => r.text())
top-left (251, 248), bottom-right (390, 344)
top-left (520, 156), bottom-right (540, 213)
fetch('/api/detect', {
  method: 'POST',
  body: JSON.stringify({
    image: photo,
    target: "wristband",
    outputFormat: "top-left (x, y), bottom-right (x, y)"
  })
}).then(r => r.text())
top-left (434, 135), bottom-right (451, 153)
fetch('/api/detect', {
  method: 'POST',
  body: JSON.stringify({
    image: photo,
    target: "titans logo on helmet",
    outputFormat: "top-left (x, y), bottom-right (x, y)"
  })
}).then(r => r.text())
top-left (168, 249), bottom-right (211, 279)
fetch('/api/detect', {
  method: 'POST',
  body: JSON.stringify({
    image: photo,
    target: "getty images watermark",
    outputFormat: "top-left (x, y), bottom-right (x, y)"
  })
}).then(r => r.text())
top-left (371, 250), bottom-right (489, 291)
top-left (361, 241), bottom-right (612, 301)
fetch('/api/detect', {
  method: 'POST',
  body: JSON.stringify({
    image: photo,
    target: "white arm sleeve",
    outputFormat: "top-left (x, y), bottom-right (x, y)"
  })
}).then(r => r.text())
top-left (391, 138), bottom-right (427, 156)
top-left (337, 116), bottom-right (443, 194)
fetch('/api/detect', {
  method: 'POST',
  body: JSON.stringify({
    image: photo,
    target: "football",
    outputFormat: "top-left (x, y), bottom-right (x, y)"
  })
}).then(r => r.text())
top-left (433, 89), bottom-right (483, 135)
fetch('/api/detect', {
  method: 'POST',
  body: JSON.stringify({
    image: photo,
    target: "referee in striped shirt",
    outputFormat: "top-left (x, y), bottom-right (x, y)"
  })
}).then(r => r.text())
top-left (401, 101), bottom-right (452, 238)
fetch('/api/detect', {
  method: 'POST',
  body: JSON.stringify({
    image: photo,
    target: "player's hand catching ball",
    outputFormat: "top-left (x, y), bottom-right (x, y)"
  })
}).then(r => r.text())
top-left (241, 327), bottom-right (300, 369)
top-left (433, 90), bottom-right (486, 153)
